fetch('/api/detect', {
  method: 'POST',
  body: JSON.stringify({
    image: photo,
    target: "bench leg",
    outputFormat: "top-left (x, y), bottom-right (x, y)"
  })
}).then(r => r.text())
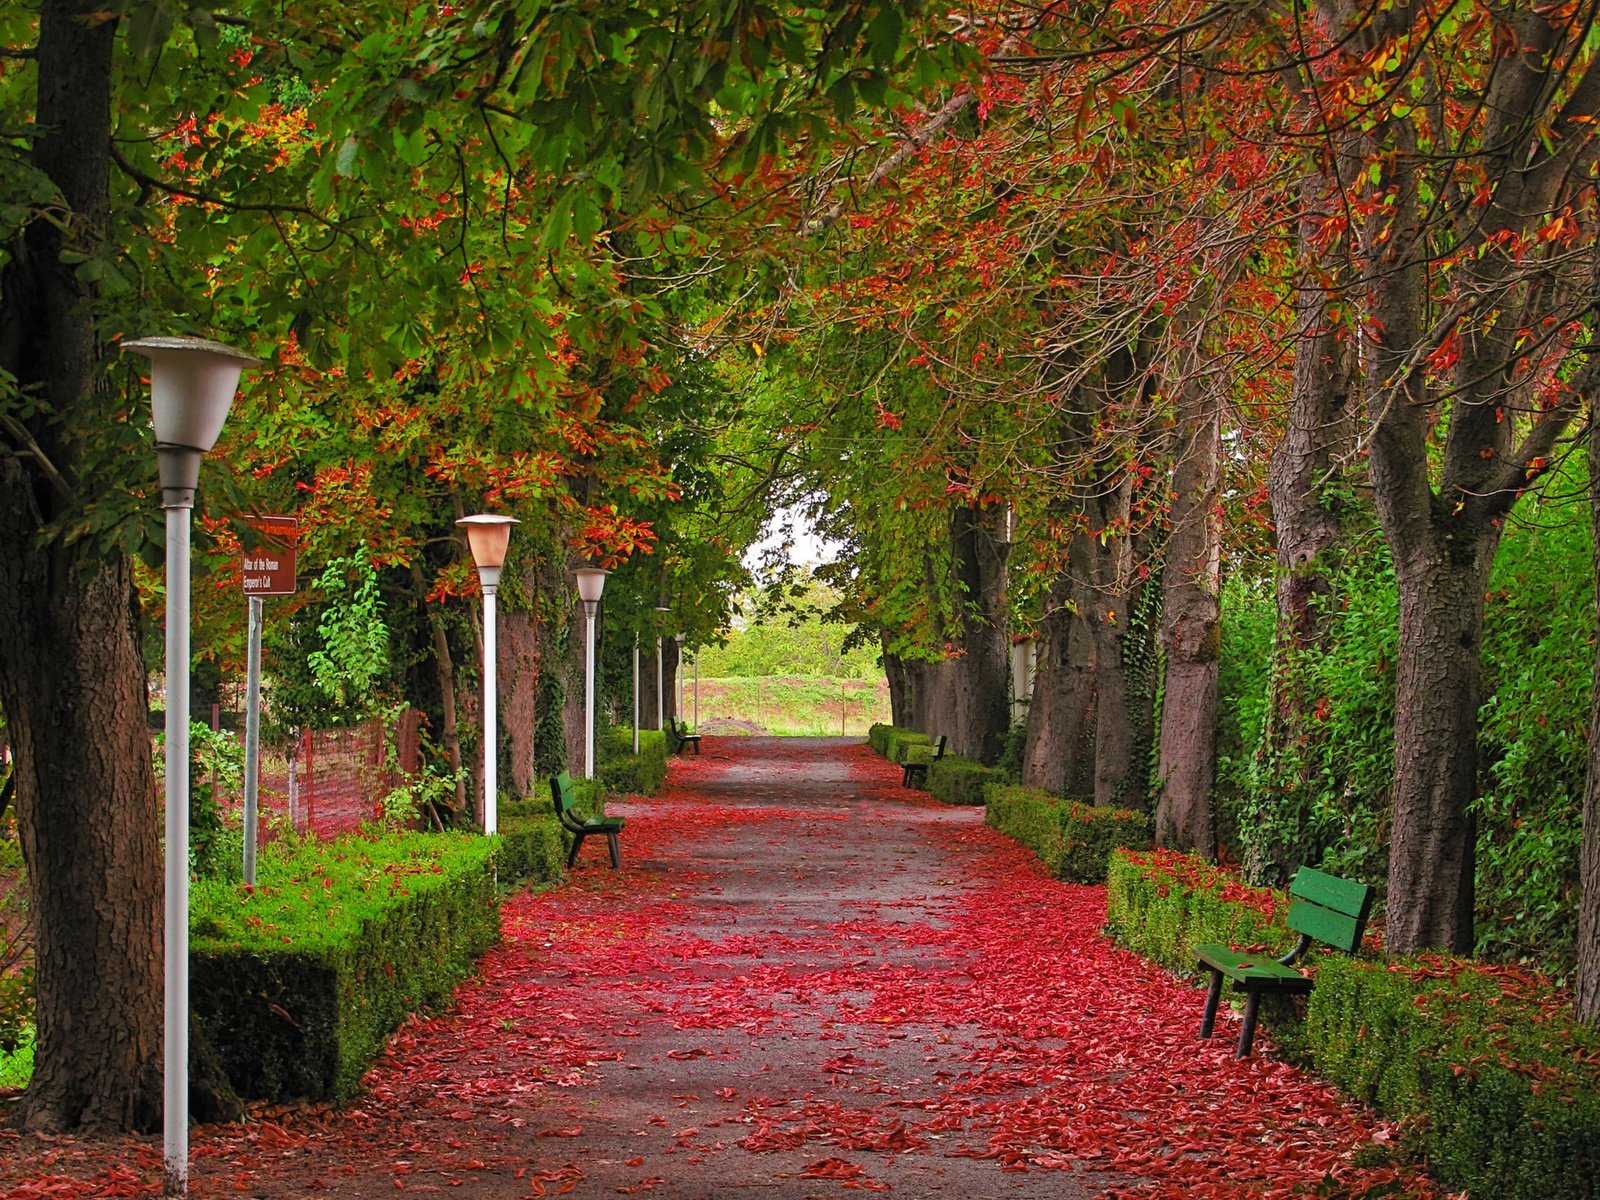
top-left (566, 832), bottom-right (585, 868)
top-left (1236, 989), bottom-right (1263, 1058)
top-left (606, 831), bottom-right (621, 869)
top-left (1199, 968), bottom-right (1224, 1039)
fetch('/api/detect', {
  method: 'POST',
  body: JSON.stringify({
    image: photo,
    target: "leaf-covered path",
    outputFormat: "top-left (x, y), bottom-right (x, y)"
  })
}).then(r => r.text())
top-left (2, 738), bottom-right (1439, 1199)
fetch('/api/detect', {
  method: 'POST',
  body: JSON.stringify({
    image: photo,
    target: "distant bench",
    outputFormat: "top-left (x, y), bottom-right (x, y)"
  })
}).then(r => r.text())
top-left (1195, 865), bottom-right (1374, 1057)
top-left (666, 716), bottom-right (702, 755)
top-left (899, 734), bottom-right (946, 788)
top-left (549, 771), bottom-right (626, 869)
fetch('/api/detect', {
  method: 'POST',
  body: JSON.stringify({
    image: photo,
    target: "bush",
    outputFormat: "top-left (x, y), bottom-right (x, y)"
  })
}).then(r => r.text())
top-left (926, 756), bottom-right (1004, 805)
top-left (882, 727), bottom-right (931, 764)
top-left (501, 775), bottom-right (610, 880)
top-left (985, 785), bottom-right (1151, 883)
top-left (190, 831), bottom-right (499, 1103)
top-left (1107, 848), bottom-right (1600, 1200)
top-left (0, 965), bottom-right (32, 1054)
top-left (598, 728), bottom-right (667, 796)
top-left (867, 723), bottom-right (892, 756)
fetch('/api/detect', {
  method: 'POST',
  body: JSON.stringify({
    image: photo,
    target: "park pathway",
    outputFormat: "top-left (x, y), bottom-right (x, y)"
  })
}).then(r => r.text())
top-left (3, 738), bottom-right (1438, 1199)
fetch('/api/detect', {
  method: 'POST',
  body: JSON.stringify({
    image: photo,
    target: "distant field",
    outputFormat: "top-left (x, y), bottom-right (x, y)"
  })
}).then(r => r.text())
top-left (684, 675), bottom-right (889, 737)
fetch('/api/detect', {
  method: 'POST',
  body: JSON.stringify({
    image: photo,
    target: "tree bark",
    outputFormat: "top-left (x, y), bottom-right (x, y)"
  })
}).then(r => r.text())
top-left (410, 562), bottom-right (467, 814)
top-left (498, 562), bottom-right (547, 798)
top-left (1085, 481), bottom-right (1137, 808)
top-left (1578, 423), bottom-right (1600, 1026)
top-left (0, 0), bottom-right (191, 1133)
top-left (1021, 554), bottom-right (1095, 795)
top-left (1251, 177), bottom-right (1357, 882)
top-left (948, 504), bottom-right (1010, 765)
top-left (1153, 377), bottom-right (1222, 857)
top-left (881, 642), bottom-right (915, 728)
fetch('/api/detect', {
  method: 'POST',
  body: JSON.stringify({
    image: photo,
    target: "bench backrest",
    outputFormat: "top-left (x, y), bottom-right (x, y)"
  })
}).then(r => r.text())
top-left (1286, 866), bottom-right (1374, 953)
top-left (931, 735), bottom-right (948, 760)
top-left (549, 771), bottom-right (579, 824)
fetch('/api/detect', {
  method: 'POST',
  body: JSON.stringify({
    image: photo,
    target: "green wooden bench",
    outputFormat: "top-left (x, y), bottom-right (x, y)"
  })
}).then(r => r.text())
top-left (900, 734), bottom-right (947, 788)
top-left (1195, 865), bottom-right (1374, 1058)
top-left (549, 771), bottom-right (626, 869)
top-left (665, 715), bottom-right (702, 755)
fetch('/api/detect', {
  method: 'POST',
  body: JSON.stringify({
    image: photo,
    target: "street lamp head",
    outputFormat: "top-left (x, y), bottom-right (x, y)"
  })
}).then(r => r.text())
top-left (456, 513), bottom-right (518, 590)
top-left (124, 335), bottom-right (258, 508)
top-left (574, 567), bottom-right (609, 606)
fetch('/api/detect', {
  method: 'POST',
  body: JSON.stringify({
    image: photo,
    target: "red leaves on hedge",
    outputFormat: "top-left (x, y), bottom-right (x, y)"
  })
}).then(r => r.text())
top-left (1, 739), bottom-right (1442, 1199)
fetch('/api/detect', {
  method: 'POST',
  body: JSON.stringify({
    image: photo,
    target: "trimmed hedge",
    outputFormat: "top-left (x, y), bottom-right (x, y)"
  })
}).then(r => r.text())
top-left (1106, 849), bottom-right (1600, 1200)
top-left (875, 726), bottom-right (931, 763)
top-left (984, 785), bottom-right (1151, 882)
top-left (190, 832), bottom-right (499, 1103)
top-left (500, 774), bottom-right (611, 882)
top-left (926, 755), bottom-right (1004, 804)
top-left (599, 727), bottom-right (669, 796)
top-left (867, 723), bottom-right (892, 755)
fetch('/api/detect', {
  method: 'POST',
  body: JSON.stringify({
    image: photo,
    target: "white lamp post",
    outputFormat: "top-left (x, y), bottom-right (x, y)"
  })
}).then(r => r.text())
top-left (653, 605), bottom-right (671, 729)
top-left (632, 634), bottom-right (641, 755)
top-left (574, 568), bottom-right (609, 778)
top-left (675, 633), bottom-right (686, 721)
top-left (124, 335), bottom-right (257, 1198)
top-left (457, 514), bottom-right (517, 835)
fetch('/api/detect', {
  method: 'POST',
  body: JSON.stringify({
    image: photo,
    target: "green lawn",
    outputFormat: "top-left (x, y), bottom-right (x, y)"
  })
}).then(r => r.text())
top-left (685, 675), bottom-right (888, 736)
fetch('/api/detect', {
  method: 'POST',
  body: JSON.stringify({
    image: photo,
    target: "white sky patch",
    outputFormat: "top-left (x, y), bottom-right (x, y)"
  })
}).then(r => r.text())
top-left (743, 504), bottom-right (842, 572)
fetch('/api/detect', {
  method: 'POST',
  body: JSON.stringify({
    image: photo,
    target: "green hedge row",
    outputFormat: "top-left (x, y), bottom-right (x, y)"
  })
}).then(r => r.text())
top-left (926, 755), bottom-right (1004, 804)
top-left (866, 724), bottom-right (932, 764)
top-left (500, 773), bottom-right (612, 882)
top-left (598, 728), bottom-right (668, 795)
top-left (191, 832), bottom-right (499, 1103)
top-left (1106, 849), bottom-right (1600, 1199)
top-left (984, 785), bottom-right (1151, 882)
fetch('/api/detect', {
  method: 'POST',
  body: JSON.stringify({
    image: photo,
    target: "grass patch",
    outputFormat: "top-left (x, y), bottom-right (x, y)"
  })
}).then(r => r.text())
top-left (0, 1022), bottom-right (31, 1091)
top-left (691, 676), bottom-right (888, 736)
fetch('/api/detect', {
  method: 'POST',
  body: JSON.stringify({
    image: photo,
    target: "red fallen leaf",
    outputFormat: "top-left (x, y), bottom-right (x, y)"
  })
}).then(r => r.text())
top-left (625, 1156), bottom-right (645, 1166)
top-left (799, 1157), bottom-right (865, 1180)
top-left (615, 1178), bottom-right (664, 1195)
top-left (538, 1127), bottom-right (584, 1137)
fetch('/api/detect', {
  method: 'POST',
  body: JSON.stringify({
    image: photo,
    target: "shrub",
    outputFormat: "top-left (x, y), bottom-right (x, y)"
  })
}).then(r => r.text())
top-left (190, 831), bottom-right (499, 1103)
top-left (985, 785), bottom-right (1151, 883)
top-left (867, 723), bottom-right (892, 756)
top-left (882, 727), bottom-right (931, 764)
top-left (0, 965), bottom-right (32, 1053)
top-left (502, 776), bottom-right (610, 880)
top-left (1108, 848), bottom-right (1600, 1200)
top-left (926, 756), bottom-right (1004, 805)
top-left (598, 728), bottom-right (668, 796)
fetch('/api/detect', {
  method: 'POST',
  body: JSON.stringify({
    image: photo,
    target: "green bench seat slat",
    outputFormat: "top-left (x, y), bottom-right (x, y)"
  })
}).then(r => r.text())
top-left (1289, 866), bottom-right (1374, 918)
top-left (1194, 943), bottom-right (1313, 990)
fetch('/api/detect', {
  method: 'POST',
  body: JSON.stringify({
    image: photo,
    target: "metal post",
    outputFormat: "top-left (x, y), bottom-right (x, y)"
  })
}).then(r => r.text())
top-left (694, 650), bottom-right (699, 728)
top-left (656, 636), bottom-right (664, 730)
top-left (242, 595), bottom-right (262, 886)
top-left (583, 601), bottom-right (598, 778)
top-left (163, 503), bottom-right (190, 1196)
top-left (482, 585), bottom-right (498, 835)
top-left (632, 635), bottom-right (640, 754)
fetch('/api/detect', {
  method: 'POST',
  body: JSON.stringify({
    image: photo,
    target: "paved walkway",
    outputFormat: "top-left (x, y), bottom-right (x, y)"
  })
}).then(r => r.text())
top-left (2, 737), bottom-right (1436, 1199)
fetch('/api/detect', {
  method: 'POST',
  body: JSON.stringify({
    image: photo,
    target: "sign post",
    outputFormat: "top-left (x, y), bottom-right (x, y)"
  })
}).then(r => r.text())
top-left (241, 517), bottom-right (296, 885)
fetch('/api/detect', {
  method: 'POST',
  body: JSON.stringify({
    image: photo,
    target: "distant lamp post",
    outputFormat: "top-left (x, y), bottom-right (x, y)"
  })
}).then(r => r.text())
top-left (675, 633), bottom-right (687, 721)
top-left (457, 513), bottom-right (518, 835)
top-left (654, 605), bottom-right (671, 729)
top-left (124, 334), bottom-right (257, 1199)
top-left (574, 568), bottom-right (609, 778)
top-left (632, 633), bottom-right (641, 755)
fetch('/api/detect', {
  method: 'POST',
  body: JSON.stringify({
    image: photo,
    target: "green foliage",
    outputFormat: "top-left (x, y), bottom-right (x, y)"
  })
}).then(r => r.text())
top-left (693, 676), bottom-right (888, 736)
top-left (598, 728), bottom-right (669, 796)
top-left (926, 756), bottom-right (1003, 805)
top-left (189, 831), bottom-right (498, 1102)
top-left (1307, 957), bottom-right (1600, 1200)
top-left (155, 720), bottom-right (246, 882)
top-left (1213, 573), bottom-right (1275, 855)
top-left (306, 547), bottom-right (391, 717)
top-left (985, 785), bottom-right (1152, 883)
top-left (495, 801), bottom-right (569, 888)
top-left (878, 727), bottom-right (932, 764)
top-left (867, 723), bottom-right (892, 755)
top-left (697, 575), bottom-right (882, 679)
top-left (0, 965), bottom-right (32, 1054)
top-left (0, 1020), bottom-right (33, 1090)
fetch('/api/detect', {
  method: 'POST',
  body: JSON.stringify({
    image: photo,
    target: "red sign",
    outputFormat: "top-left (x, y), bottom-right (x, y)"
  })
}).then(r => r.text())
top-left (242, 516), bottom-right (297, 596)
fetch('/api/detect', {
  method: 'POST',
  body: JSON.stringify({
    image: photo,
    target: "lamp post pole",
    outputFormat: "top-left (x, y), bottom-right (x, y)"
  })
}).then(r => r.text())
top-left (632, 635), bottom-right (640, 754)
top-left (654, 605), bottom-right (670, 729)
top-left (457, 514), bottom-right (517, 835)
top-left (124, 335), bottom-right (257, 1198)
top-left (574, 569), bottom-right (609, 778)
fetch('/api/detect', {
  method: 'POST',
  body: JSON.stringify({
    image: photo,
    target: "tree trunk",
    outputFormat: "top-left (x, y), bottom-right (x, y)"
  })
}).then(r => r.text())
top-left (1154, 377), bottom-right (1222, 857)
top-left (1085, 499), bottom-right (1136, 808)
top-left (1251, 183), bottom-right (1357, 882)
top-left (1385, 536), bottom-right (1497, 954)
top-left (498, 562), bottom-right (549, 798)
top-left (948, 504), bottom-right (1010, 764)
top-left (1578, 422), bottom-right (1600, 1025)
top-left (662, 637), bottom-right (681, 726)
top-left (1021, 556), bottom-right (1095, 795)
top-left (882, 641), bottom-right (915, 728)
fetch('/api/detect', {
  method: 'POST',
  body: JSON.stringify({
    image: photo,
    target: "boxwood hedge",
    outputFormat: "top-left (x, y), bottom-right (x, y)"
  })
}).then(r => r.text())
top-left (925, 755), bottom-right (1004, 804)
top-left (190, 832), bottom-right (499, 1103)
top-left (984, 785), bottom-right (1150, 882)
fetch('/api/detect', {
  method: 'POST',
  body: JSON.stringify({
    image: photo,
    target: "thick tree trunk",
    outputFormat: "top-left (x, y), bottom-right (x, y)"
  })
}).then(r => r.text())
top-left (499, 578), bottom-right (541, 799)
top-left (1154, 378), bottom-right (1222, 857)
top-left (1579, 423), bottom-right (1600, 1025)
top-left (948, 504), bottom-right (1010, 765)
top-left (882, 643), bottom-right (915, 728)
top-left (1252, 191), bottom-right (1357, 882)
top-left (1385, 537), bottom-right (1497, 954)
top-left (1021, 555), bottom-right (1095, 795)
